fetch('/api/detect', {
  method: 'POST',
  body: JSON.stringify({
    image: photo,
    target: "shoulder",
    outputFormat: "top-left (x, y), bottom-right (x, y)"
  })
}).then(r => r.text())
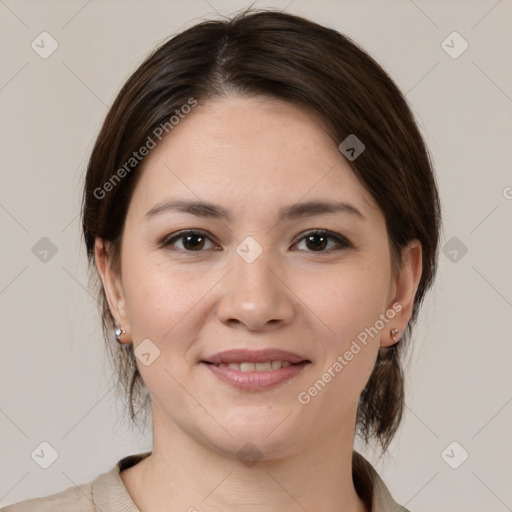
top-left (1, 452), bottom-right (150, 512)
top-left (352, 451), bottom-right (411, 512)
top-left (1, 481), bottom-right (94, 512)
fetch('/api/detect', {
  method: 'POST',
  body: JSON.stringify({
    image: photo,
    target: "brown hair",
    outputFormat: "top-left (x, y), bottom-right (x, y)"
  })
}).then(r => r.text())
top-left (82, 8), bottom-right (441, 452)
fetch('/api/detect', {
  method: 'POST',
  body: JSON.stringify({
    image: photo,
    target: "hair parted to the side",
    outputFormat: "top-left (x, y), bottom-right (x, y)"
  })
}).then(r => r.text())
top-left (82, 8), bottom-right (441, 453)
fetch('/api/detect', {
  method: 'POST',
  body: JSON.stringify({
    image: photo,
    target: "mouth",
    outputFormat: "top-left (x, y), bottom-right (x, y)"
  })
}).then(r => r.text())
top-left (201, 360), bottom-right (309, 371)
top-left (200, 349), bottom-right (311, 391)
top-left (201, 348), bottom-right (311, 368)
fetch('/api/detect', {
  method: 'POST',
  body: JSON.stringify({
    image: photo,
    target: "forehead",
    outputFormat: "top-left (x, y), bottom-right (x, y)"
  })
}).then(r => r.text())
top-left (129, 95), bottom-right (379, 220)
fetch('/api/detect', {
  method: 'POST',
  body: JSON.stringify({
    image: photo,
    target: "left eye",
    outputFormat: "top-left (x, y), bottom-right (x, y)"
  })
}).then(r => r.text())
top-left (161, 230), bottom-right (351, 253)
top-left (293, 230), bottom-right (351, 252)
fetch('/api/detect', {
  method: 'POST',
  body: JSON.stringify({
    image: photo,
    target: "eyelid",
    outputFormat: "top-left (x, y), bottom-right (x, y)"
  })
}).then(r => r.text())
top-left (299, 228), bottom-right (354, 247)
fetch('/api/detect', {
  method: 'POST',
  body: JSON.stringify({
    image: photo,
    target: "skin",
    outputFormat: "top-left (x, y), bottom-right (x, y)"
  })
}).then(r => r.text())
top-left (95, 95), bottom-right (422, 512)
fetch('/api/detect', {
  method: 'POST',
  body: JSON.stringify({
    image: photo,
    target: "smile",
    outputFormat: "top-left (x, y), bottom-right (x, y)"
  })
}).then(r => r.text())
top-left (211, 360), bottom-right (294, 371)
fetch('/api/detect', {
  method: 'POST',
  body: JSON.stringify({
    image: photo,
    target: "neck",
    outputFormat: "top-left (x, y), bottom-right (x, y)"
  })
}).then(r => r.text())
top-left (123, 403), bottom-right (368, 512)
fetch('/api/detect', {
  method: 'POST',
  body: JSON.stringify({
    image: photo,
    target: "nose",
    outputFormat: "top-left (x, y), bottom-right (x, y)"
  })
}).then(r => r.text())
top-left (216, 248), bottom-right (295, 332)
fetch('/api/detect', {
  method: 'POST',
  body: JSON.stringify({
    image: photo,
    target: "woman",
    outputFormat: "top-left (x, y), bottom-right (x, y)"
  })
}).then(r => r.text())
top-left (5, 9), bottom-right (440, 512)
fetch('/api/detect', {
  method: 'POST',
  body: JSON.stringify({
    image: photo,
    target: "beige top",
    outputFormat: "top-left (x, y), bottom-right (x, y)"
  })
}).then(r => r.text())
top-left (2, 451), bottom-right (410, 512)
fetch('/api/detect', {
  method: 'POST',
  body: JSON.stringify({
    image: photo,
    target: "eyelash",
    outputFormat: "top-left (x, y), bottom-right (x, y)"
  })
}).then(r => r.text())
top-left (160, 229), bottom-right (352, 254)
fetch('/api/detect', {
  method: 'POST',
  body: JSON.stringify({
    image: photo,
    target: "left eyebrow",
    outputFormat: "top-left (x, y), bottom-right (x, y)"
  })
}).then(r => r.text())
top-left (279, 200), bottom-right (366, 222)
top-left (144, 199), bottom-right (366, 222)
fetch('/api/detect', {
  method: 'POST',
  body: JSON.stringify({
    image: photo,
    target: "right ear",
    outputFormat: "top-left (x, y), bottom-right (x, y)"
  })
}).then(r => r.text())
top-left (94, 238), bottom-right (131, 336)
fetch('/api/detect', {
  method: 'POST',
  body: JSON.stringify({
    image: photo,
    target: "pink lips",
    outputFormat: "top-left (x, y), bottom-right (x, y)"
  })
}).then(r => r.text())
top-left (203, 348), bottom-right (307, 365)
top-left (201, 349), bottom-right (310, 391)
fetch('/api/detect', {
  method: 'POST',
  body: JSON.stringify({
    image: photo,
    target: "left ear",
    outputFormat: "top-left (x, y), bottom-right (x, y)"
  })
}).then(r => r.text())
top-left (381, 239), bottom-right (423, 348)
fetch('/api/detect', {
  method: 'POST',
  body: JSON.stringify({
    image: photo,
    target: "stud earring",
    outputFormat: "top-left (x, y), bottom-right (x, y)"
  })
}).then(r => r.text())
top-left (114, 324), bottom-right (126, 343)
top-left (390, 328), bottom-right (400, 344)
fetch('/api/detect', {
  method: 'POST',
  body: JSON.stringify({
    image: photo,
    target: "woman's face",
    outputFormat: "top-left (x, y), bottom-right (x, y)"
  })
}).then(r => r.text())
top-left (98, 96), bottom-right (419, 459)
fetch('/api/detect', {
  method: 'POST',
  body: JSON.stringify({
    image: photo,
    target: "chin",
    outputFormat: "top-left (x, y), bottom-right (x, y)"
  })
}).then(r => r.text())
top-left (203, 419), bottom-right (299, 458)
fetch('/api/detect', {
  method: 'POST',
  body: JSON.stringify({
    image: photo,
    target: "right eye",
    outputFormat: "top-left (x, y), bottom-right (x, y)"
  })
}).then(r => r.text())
top-left (161, 230), bottom-right (222, 252)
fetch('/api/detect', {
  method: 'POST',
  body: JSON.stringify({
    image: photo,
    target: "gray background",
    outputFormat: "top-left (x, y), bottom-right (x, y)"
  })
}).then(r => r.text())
top-left (1, 0), bottom-right (511, 510)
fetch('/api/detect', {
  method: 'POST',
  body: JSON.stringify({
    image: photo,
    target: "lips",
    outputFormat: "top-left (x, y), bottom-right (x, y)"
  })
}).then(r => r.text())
top-left (201, 349), bottom-right (311, 391)
top-left (203, 359), bottom-right (310, 391)
top-left (202, 348), bottom-right (309, 366)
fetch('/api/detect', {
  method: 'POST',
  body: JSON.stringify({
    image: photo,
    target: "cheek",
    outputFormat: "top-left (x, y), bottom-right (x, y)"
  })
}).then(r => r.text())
top-left (298, 260), bottom-right (391, 343)
top-left (294, 259), bottom-right (390, 398)
top-left (123, 244), bottom-right (200, 342)
top-left (120, 257), bottom-right (210, 393)
top-left (121, 251), bottom-right (216, 350)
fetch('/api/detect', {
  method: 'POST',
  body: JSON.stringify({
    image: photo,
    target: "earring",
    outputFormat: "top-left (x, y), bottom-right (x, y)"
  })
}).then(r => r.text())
top-left (390, 328), bottom-right (400, 344)
top-left (114, 324), bottom-right (126, 343)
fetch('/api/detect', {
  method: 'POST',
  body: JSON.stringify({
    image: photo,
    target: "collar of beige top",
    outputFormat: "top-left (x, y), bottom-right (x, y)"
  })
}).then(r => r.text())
top-left (91, 450), bottom-right (409, 512)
